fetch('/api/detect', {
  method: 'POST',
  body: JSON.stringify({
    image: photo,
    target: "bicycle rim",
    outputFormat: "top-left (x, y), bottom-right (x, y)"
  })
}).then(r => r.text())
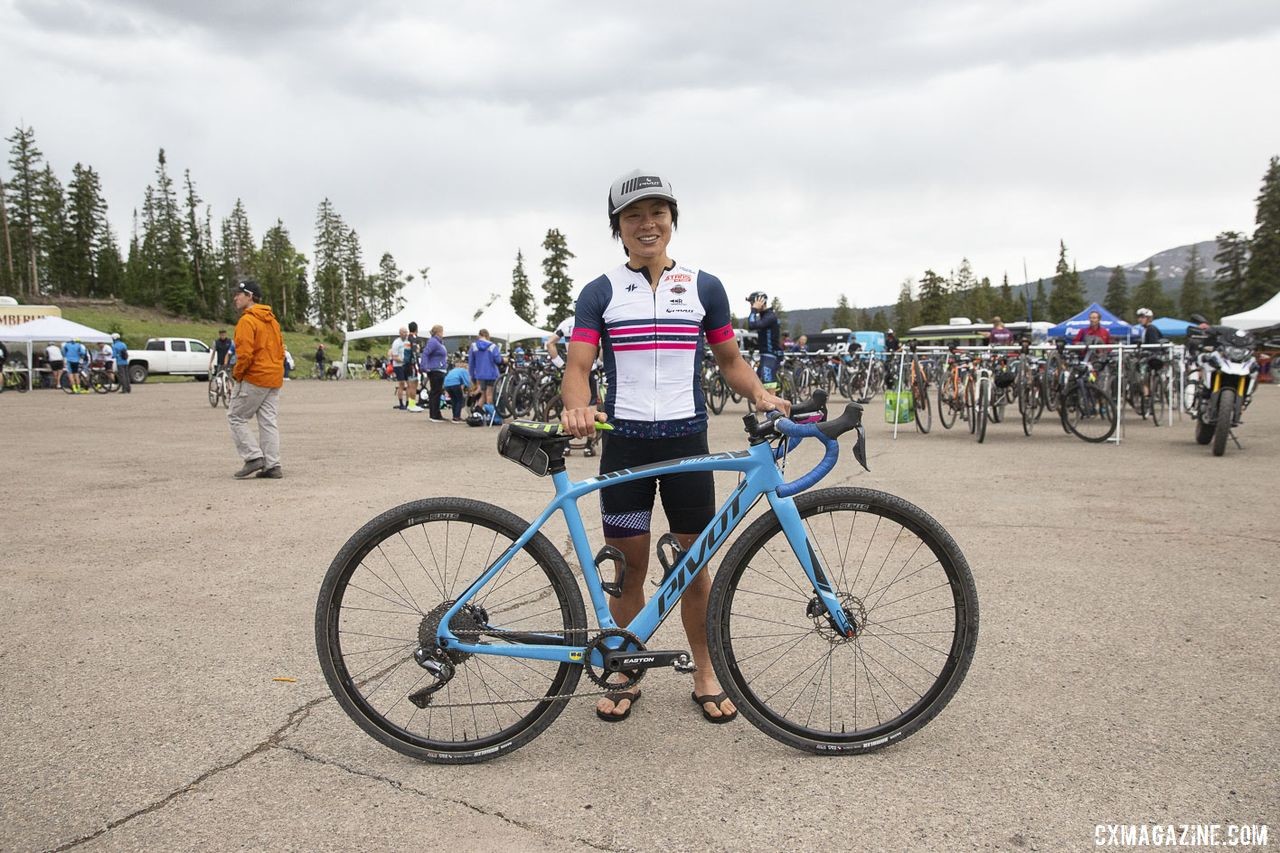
top-left (1061, 384), bottom-right (1117, 442)
top-left (708, 487), bottom-right (978, 754)
top-left (316, 498), bottom-right (586, 763)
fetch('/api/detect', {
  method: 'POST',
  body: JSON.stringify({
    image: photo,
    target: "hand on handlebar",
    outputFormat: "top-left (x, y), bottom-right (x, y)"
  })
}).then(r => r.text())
top-left (754, 388), bottom-right (791, 417)
top-left (560, 405), bottom-right (607, 439)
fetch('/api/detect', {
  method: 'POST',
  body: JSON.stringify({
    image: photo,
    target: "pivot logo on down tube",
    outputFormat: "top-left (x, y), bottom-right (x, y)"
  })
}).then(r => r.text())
top-left (656, 482), bottom-right (748, 616)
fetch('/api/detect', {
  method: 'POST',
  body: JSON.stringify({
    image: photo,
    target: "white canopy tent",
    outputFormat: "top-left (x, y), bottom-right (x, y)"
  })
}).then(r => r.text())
top-left (1221, 291), bottom-right (1280, 331)
top-left (0, 316), bottom-right (113, 383)
top-left (342, 282), bottom-right (551, 366)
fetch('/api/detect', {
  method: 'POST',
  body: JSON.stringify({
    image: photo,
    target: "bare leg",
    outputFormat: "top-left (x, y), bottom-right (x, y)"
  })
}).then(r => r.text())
top-left (674, 532), bottom-right (735, 719)
top-left (593, 532), bottom-right (733, 720)
top-left (595, 534), bottom-right (649, 718)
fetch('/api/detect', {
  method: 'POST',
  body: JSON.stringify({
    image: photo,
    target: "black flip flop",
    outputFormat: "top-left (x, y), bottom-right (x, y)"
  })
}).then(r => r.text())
top-left (595, 689), bottom-right (641, 722)
top-left (692, 690), bottom-right (738, 724)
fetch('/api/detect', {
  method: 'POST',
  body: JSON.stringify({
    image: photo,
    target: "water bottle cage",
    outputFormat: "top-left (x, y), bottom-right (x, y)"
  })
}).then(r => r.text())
top-left (653, 532), bottom-right (685, 587)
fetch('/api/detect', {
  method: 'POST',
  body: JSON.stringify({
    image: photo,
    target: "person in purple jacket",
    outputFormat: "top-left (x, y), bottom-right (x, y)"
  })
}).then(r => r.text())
top-left (419, 324), bottom-right (449, 423)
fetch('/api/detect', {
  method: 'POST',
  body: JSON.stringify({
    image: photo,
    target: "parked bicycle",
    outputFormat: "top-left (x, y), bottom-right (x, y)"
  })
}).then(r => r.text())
top-left (208, 366), bottom-right (233, 408)
top-left (315, 391), bottom-right (979, 763)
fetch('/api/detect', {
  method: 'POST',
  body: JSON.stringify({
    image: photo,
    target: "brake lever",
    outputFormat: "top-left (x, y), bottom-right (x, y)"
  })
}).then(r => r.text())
top-left (851, 425), bottom-right (869, 472)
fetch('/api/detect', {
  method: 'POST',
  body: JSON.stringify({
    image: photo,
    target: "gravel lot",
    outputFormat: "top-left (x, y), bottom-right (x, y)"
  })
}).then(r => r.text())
top-left (2, 378), bottom-right (1276, 852)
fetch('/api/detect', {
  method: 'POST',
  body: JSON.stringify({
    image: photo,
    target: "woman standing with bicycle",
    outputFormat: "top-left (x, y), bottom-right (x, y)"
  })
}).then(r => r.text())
top-left (561, 169), bottom-right (789, 724)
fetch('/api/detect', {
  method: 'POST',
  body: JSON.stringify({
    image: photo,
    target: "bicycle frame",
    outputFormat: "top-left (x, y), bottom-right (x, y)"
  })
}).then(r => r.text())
top-left (434, 437), bottom-right (852, 666)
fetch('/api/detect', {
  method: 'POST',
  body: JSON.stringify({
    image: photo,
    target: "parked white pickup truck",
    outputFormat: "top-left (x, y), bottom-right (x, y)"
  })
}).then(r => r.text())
top-left (127, 337), bottom-right (213, 384)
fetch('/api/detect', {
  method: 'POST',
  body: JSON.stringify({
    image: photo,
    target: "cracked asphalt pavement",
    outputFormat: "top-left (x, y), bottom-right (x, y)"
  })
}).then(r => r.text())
top-left (2, 380), bottom-right (1276, 852)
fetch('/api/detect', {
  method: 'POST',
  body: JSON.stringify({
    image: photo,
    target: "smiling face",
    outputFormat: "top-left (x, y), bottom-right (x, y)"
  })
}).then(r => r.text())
top-left (618, 198), bottom-right (673, 264)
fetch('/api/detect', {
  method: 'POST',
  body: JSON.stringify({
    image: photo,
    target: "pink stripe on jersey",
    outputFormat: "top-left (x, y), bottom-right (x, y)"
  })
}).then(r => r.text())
top-left (570, 328), bottom-right (601, 345)
top-left (608, 325), bottom-right (700, 337)
top-left (706, 324), bottom-right (735, 345)
top-left (611, 342), bottom-right (699, 352)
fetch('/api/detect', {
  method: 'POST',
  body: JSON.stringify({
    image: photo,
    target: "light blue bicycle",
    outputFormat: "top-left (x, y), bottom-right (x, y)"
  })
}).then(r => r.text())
top-left (316, 394), bottom-right (978, 763)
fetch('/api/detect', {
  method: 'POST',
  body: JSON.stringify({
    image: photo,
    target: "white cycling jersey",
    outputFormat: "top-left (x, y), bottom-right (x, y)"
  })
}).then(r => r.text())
top-left (571, 262), bottom-right (734, 438)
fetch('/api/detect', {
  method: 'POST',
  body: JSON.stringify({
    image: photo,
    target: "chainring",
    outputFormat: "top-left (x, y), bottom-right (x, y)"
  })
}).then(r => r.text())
top-left (583, 628), bottom-right (646, 689)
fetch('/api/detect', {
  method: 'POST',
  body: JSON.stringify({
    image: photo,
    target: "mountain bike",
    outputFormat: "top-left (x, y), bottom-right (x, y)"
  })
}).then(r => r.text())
top-left (315, 393), bottom-right (979, 763)
top-left (1059, 344), bottom-right (1117, 443)
top-left (905, 343), bottom-right (931, 434)
top-left (208, 366), bottom-right (232, 408)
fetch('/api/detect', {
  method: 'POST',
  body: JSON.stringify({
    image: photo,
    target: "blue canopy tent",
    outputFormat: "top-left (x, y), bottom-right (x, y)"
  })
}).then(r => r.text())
top-left (1151, 316), bottom-right (1193, 337)
top-left (1047, 303), bottom-right (1132, 340)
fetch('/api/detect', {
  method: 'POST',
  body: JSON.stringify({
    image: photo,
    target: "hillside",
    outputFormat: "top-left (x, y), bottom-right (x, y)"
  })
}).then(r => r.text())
top-left (783, 240), bottom-right (1221, 333)
top-left (48, 298), bottom-right (356, 360)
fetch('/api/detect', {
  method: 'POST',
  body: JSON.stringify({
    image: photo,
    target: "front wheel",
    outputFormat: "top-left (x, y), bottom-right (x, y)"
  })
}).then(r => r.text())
top-left (315, 498), bottom-right (587, 764)
top-left (976, 382), bottom-right (989, 443)
top-left (1212, 388), bottom-right (1236, 456)
top-left (208, 375), bottom-right (220, 407)
top-left (707, 487), bottom-right (979, 755)
top-left (936, 375), bottom-right (957, 429)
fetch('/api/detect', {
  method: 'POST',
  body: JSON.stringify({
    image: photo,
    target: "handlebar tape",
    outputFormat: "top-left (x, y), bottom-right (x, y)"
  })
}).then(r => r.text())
top-left (774, 403), bottom-right (864, 498)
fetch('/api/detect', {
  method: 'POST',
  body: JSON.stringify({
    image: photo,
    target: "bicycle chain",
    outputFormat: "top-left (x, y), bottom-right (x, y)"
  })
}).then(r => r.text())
top-left (409, 626), bottom-right (646, 709)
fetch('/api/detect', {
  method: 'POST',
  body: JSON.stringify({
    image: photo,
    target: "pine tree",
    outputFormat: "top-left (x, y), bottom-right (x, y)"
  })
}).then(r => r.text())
top-left (0, 175), bottom-right (14, 295)
top-left (149, 149), bottom-right (194, 314)
top-left (258, 220), bottom-right (308, 328)
top-left (998, 274), bottom-right (1017, 321)
top-left (894, 278), bottom-right (919, 330)
top-left (96, 222), bottom-right (124, 299)
top-left (1213, 230), bottom-right (1249, 319)
top-left (1032, 280), bottom-right (1049, 321)
top-left (509, 249), bottom-right (536, 324)
top-left (870, 308), bottom-right (888, 331)
top-left (5, 126), bottom-right (43, 296)
top-left (1178, 244), bottom-right (1211, 320)
top-left (541, 228), bottom-right (575, 328)
top-left (183, 170), bottom-right (209, 315)
top-left (371, 251), bottom-right (402, 327)
top-left (66, 163), bottom-right (107, 296)
top-left (1048, 240), bottom-right (1085, 320)
top-left (968, 275), bottom-right (996, 322)
top-left (340, 226), bottom-right (365, 332)
top-left (1103, 266), bottom-right (1130, 319)
top-left (312, 198), bottom-right (346, 329)
top-left (36, 165), bottom-right (73, 295)
top-left (1243, 155), bottom-right (1280, 309)
top-left (830, 293), bottom-right (856, 329)
top-left (917, 270), bottom-right (949, 325)
top-left (1132, 262), bottom-right (1171, 317)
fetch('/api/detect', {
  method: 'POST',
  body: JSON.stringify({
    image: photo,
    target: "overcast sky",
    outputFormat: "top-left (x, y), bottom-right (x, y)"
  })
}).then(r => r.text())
top-left (4, 0), bottom-right (1279, 317)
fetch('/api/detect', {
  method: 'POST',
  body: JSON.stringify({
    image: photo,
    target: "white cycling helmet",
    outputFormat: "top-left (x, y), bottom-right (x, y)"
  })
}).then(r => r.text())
top-left (1136, 307), bottom-right (1153, 318)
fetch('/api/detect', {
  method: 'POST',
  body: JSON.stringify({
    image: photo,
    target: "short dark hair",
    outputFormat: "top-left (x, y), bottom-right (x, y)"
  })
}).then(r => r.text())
top-left (610, 200), bottom-right (678, 254)
top-left (218, 329), bottom-right (226, 334)
top-left (408, 321), bottom-right (418, 333)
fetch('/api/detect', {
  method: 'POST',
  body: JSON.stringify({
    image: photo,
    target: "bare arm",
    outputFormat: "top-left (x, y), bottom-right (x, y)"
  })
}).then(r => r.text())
top-left (560, 340), bottom-right (603, 437)
top-left (710, 338), bottom-right (790, 415)
top-left (546, 333), bottom-right (563, 366)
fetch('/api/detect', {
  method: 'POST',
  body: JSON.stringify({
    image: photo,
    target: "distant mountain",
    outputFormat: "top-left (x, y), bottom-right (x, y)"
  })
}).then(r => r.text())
top-left (782, 240), bottom-right (1219, 334)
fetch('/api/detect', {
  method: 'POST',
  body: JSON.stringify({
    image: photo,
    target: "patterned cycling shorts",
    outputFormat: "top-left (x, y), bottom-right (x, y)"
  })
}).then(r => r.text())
top-left (598, 432), bottom-right (715, 539)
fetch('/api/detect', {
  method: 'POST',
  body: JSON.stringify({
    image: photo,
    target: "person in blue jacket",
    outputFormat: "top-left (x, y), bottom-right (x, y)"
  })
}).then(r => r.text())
top-left (467, 329), bottom-right (504, 408)
top-left (62, 338), bottom-right (88, 394)
top-left (111, 333), bottom-right (131, 394)
top-left (442, 359), bottom-right (474, 422)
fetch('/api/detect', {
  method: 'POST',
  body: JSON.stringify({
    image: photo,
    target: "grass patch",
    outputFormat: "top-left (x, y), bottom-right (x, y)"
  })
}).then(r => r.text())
top-left (55, 301), bottom-right (383, 360)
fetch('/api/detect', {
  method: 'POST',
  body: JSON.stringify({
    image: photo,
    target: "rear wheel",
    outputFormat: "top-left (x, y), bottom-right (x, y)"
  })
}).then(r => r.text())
top-left (912, 368), bottom-right (931, 434)
top-left (1212, 388), bottom-right (1235, 457)
top-left (707, 487), bottom-right (979, 755)
top-left (707, 374), bottom-right (728, 415)
top-left (965, 379), bottom-right (977, 435)
top-left (976, 382), bottom-right (989, 443)
top-left (316, 498), bottom-right (587, 764)
top-left (937, 375), bottom-right (957, 429)
top-left (128, 363), bottom-right (148, 384)
top-left (1060, 382), bottom-right (1117, 443)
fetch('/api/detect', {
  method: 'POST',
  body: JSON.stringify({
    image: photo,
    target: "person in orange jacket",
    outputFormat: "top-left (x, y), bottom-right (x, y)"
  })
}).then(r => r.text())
top-left (228, 279), bottom-right (286, 479)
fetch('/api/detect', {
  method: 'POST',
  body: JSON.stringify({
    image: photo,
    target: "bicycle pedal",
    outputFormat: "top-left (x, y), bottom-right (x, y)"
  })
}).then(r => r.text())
top-left (672, 656), bottom-right (697, 674)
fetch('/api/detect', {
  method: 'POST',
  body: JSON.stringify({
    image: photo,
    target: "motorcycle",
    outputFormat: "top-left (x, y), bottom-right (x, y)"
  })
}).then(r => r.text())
top-left (1187, 314), bottom-right (1259, 456)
